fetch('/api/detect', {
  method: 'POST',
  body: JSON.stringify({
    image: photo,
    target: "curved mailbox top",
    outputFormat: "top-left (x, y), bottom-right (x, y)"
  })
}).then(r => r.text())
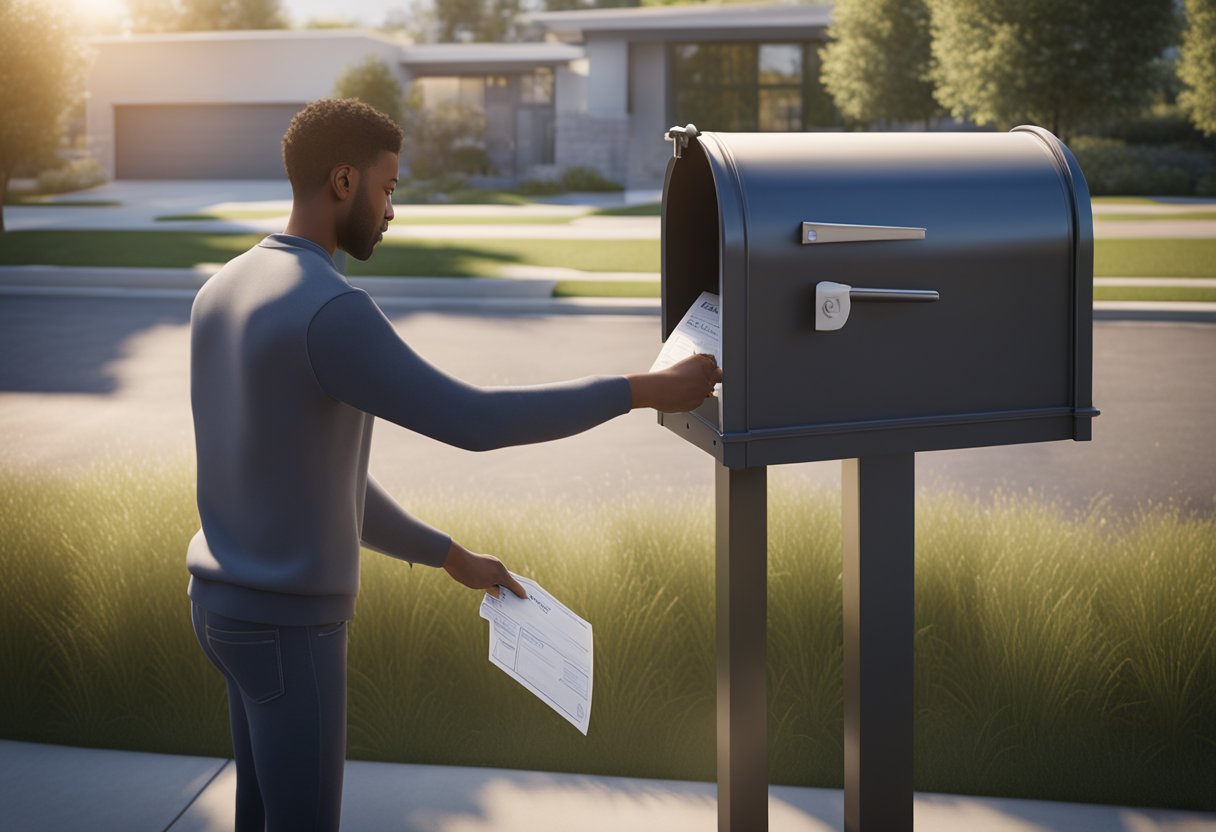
top-left (660, 127), bottom-right (1096, 468)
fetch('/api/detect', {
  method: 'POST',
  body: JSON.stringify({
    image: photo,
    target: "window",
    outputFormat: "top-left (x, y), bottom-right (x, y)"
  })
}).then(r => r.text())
top-left (520, 67), bottom-right (554, 105)
top-left (671, 41), bottom-right (839, 132)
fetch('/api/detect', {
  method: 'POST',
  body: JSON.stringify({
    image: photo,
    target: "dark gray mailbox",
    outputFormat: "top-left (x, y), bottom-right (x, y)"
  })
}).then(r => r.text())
top-left (657, 125), bottom-right (1097, 832)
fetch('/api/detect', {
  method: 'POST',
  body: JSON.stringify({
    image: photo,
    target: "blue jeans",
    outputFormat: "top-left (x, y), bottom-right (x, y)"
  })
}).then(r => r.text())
top-left (191, 601), bottom-right (348, 831)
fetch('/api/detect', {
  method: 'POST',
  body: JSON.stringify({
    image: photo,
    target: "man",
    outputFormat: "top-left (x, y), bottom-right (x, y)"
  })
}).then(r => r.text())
top-left (186, 98), bottom-right (720, 831)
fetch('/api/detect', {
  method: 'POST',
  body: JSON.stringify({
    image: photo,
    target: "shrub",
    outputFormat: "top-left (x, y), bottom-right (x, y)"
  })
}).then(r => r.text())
top-left (559, 165), bottom-right (623, 192)
top-left (35, 157), bottom-right (106, 194)
top-left (514, 177), bottom-right (564, 196)
top-left (1070, 136), bottom-right (1215, 195)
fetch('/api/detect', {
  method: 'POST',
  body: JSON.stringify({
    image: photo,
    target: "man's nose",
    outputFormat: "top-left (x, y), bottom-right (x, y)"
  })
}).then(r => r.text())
top-left (385, 198), bottom-right (395, 222)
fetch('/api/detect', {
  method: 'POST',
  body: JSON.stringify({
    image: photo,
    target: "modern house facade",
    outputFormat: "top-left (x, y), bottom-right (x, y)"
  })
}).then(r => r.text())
top-left (86, 2), bottom-right (834, 191)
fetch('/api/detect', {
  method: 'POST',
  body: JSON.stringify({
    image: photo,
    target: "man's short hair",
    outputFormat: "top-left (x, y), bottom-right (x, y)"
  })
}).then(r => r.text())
top-left (282, 98), bottom-right (403, 194)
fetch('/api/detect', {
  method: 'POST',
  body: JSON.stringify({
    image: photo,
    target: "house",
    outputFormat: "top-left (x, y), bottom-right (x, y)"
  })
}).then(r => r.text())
top-left (86, 2), bottom-right (834, 191)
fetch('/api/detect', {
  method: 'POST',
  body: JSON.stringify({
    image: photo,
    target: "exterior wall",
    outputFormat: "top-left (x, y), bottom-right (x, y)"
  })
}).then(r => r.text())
top-left (88, 33), bottom-right (405, 179)
top-left (584, 36), bottom-right (628, 118)
top-left (554, 112), bottom-right (629, 186)
top-left (627, 41), bottom-right (671, 191)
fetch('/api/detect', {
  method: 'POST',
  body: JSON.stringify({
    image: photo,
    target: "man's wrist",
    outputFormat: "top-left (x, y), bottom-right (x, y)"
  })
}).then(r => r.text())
top-left (625, 372), bottom-right (656, 410)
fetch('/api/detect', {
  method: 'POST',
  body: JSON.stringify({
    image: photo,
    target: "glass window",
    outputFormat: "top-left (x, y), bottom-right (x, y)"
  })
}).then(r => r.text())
top-left (673, 42), bottom-right (830, 133)
top-left (759, 88), bottom-right (802, 132)
top-left (520, 68), bottom-right (554, 105)
top-left (759, 44), bottom-right (802, 85)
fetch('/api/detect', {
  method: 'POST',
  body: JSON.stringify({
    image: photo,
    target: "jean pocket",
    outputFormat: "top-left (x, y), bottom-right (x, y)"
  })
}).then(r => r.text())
top-left (316, 621), bottom-right (347, 639)
top-left (206, 626), bottom-right (285, 704)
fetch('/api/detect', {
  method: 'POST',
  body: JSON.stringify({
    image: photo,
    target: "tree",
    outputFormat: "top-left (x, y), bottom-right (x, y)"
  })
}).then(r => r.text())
top-left (819, 0), bottom-right (938, 128)
top-left (126, 0), bottom-right (286, 32)
top-left (928, 0), bottom-right (1179, 142)
top-left (333, 56), bottom-right (406, 126)
top-left (401, 87), bottom-right (489, 179)
top-left (0, 0), bottom-right (89, 232)
top-left (433, 0), bottom-right (522, 42)
top-left (1179, 0), bottom-right (1216, 136)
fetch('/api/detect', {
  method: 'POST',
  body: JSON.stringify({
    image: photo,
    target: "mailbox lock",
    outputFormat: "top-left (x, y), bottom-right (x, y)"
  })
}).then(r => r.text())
top-left (815, 281), bottom-right (940, 331)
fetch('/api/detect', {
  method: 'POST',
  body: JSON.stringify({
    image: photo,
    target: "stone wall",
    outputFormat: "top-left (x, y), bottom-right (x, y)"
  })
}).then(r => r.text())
top-left (554, 112), bottom-right (630, 187)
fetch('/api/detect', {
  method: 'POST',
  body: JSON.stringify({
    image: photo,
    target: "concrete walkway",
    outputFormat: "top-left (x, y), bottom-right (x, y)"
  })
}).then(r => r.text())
top-left (2, 740), bottom-right (1213, 832)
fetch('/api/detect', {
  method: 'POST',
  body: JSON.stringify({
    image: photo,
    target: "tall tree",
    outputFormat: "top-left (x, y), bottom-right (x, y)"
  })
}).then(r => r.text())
top-left (819, 0), bottom-right (938, 128)
top-left (433, 0), bottom-right (522, 42)
top-left (126, 0), bottom-right (286, 32)
top-left (333, 56), bottom-right (406, 126)
top-left (0, 0), bottom-right (89, 231)
top-left (1179, 0), bottom-right (1216, 136)
top-left (928, 0), bottom-right (1178, 142)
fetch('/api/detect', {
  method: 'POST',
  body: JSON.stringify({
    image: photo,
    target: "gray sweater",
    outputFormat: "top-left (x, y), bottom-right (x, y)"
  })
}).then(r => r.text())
top-left (187, 234), bottom-right (632, 625)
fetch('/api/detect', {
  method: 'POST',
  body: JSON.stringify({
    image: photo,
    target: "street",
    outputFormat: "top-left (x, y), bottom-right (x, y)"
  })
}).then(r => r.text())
top-left (0, 293), bottom-right (1213, 517)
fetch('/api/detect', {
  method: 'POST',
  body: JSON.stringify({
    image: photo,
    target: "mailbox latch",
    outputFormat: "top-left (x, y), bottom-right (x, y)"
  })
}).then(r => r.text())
top-left (665, 123), bottom-right (699, 159)
top-left (816, 281), bottom-right (940, 331)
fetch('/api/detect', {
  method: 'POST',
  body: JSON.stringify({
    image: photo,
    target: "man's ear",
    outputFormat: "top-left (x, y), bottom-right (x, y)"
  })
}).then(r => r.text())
top-left (329, 164), bottom-right (359, 201)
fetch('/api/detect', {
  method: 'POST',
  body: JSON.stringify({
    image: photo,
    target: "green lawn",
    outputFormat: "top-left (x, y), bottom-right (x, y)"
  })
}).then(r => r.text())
top-left (1091, 196), bottom-right (1214, 206)
top-left (2, 231), bottom-right (1213, 295)
top-left (1094, 239), bottom-right (1216, 277)
top-left (155, 209), bottom-right (289, 222)
top-left (1097, 211), bottom-right (1216, 221)
top-left (0, 462), bottom-right (1213, 811)
top-left (554, 280), bottom-right (660, 298)
top-left (1094, 285), bottom-right (1216, 302)
top-left (592, 202), bottom-right (662, 217)
top-left (0, 231), bottom-right (661, 275)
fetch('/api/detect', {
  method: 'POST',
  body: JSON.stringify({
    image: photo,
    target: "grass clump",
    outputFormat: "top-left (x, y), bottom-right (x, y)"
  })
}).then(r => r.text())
top-left (0, 464), bottom-right (1214, 811)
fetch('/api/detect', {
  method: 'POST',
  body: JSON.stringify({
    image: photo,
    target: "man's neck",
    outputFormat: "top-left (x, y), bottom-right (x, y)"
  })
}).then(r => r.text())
top-left (284, 208), bottom-right (338, 257)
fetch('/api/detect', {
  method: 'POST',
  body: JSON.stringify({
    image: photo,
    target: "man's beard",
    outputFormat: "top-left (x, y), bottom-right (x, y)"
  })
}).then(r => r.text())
top-left (336, 180), bottom-right (382, 262)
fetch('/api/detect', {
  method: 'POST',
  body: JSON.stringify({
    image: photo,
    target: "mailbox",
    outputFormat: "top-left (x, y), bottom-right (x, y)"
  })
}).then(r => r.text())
top-left (660, 125), bottom-right (1100, 832)
top-left (660, 125), bottom-right (1098, 468)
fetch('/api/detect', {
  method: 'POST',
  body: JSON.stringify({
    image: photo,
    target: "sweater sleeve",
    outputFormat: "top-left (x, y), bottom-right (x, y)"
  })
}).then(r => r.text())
top-left (360, 475), bottom-right (451, 568)
top-left (306, 290), bottom-right (633, 451)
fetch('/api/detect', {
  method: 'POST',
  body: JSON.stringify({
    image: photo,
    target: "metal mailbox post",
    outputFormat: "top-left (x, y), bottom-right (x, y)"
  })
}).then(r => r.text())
top-left (658, 125), bottom-right (1098, 832)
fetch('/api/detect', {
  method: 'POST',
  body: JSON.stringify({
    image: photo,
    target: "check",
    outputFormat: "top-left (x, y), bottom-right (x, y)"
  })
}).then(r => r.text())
top-left (479, 575), bottom-right (594, 735)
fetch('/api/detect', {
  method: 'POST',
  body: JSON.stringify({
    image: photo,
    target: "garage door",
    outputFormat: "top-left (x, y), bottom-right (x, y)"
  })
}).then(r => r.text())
top-left (115, 103), bottom-right (306, 180)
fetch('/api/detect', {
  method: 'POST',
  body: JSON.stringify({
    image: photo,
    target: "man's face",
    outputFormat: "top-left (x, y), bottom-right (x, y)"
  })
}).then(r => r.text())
top-left (337, 150), bottom-right (398, 262)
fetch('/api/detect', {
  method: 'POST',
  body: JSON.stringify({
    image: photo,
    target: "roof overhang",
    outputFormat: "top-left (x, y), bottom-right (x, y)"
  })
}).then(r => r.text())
top-left (526, 2), bottom-right (832, 42)
top-left (400, 43), bottom-right (585, 76)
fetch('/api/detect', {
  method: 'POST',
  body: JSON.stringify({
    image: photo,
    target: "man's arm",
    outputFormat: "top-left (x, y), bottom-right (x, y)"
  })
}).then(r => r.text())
top-left (360, 475), bottom-right (450, 567)
top-left (363, 475), bottom-right (527, 599)
top-left (306, 291), bottom-right (720, 450)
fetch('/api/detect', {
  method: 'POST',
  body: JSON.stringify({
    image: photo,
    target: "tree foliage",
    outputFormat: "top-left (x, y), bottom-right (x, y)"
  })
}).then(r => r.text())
top-left (819, 0), bottom-right (938, 127)
top-left (0, 0), bottom-right (89, 231)
top-left (401, 88), bottom-right (489, 179)
top-left (1179, 0), bottom-right (1216, 136)
top-left (333, 56), bottom-right (406, 126)
top-left (126, 0), bottom-right (286, 32)
top-left (433, 0), bottom-right (522, 42)
top-left (928, 0), bottom-right (1179, 142)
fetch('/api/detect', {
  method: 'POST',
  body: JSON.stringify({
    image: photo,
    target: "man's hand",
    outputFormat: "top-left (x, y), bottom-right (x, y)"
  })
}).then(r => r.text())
top-left (626, 353), bottom-right (723, 413)
top-left (442, 540), bottom-right (528, 600)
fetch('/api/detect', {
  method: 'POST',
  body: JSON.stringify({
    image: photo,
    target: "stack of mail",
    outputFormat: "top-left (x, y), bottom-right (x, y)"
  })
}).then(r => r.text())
top-left (479, 575), bottom-right (594, 735)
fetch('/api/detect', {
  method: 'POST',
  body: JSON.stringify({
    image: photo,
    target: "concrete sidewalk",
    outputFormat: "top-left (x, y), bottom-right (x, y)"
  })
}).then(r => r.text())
top-left (2, 740), bottom-right (1213, 832)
